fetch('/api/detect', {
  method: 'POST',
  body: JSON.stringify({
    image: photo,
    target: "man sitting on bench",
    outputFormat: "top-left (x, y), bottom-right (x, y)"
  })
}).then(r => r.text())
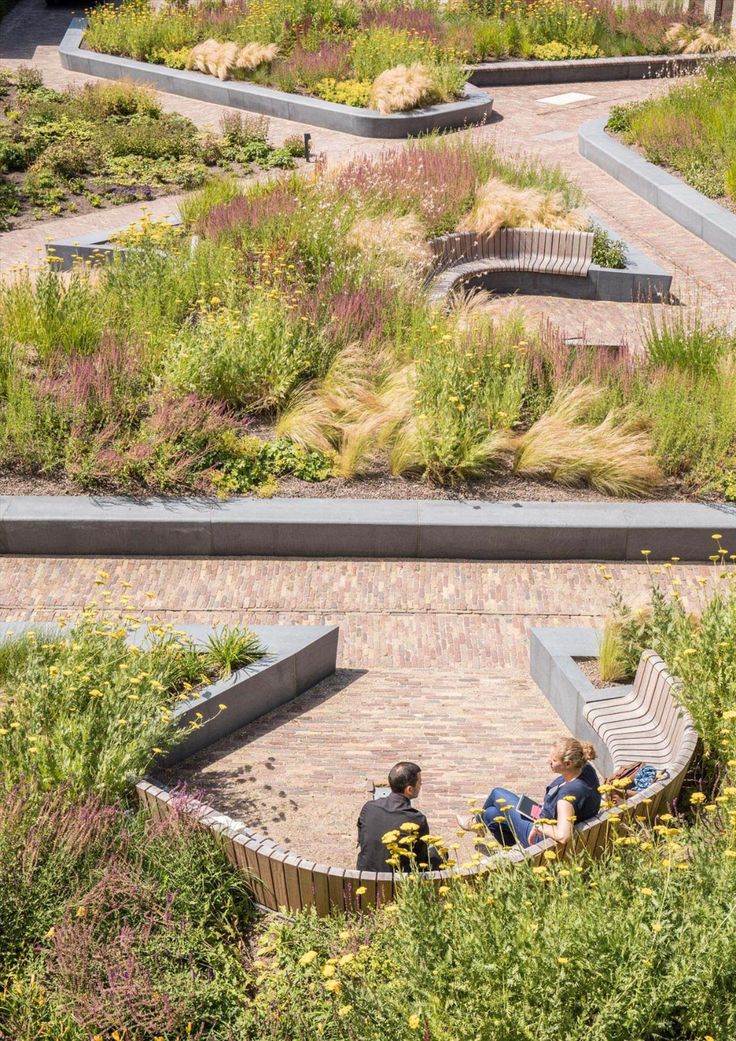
top-left (357, 761), bottom-right (443, 873)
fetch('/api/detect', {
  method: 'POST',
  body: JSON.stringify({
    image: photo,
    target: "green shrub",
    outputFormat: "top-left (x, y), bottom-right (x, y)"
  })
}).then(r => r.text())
top-left (591, 224), bottom-right (627, 269)
top-left (0, 610), bottom-right (263, 799)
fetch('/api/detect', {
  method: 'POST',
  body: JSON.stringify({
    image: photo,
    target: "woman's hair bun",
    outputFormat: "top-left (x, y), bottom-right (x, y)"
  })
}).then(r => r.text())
top-left (580, 741), bottom-right (597, 762)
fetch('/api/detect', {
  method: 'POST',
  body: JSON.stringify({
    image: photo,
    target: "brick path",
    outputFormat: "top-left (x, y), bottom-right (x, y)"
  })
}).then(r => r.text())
top-left (0, 556), bottom-right (717, 864)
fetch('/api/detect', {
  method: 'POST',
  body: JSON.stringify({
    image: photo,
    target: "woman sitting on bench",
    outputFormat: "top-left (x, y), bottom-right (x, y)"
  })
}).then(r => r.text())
top-left (458, 737), bottom-right (601, 848)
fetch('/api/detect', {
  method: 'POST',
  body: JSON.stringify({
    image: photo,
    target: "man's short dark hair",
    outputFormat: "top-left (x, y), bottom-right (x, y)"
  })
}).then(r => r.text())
top-left (389, 762), bottom-right (421, 794)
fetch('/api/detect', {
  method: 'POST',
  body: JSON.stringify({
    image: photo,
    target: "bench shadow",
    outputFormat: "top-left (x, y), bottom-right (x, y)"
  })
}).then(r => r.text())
top-left (164, 668), bottom-right (367, 841)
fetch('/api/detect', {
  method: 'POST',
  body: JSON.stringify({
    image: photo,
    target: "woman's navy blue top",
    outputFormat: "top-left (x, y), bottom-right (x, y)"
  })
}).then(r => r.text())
top-left (540, 762), bottom-right (601, 823)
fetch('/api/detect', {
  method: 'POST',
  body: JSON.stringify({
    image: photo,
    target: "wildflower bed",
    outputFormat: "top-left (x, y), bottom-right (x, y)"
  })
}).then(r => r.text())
top-left (82, 0), bottom-right (732, 117)
top-left (0, 67), bottom-right (303, 231)
top-left (607, 61), bottom-right (736, 208)
top-left (4, 134), bottom-right (736, 501)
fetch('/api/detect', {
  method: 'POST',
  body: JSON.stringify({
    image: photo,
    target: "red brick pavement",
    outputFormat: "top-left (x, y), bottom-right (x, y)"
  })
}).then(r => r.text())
top-left (0, 556), bottom-right (718, 864)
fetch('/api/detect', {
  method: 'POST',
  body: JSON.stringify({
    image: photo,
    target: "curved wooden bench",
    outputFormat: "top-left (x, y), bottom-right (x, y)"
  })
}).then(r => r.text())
top-left (427, 227), bottom-right (594, 306)
top-left (138, 628), bottom-right (697, 914)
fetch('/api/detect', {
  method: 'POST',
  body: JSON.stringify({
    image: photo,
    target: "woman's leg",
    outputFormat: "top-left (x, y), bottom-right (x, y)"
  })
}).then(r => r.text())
top-left (481, 788), bottom-right (533, 847)
top-left (481, 787), bottom-right (520, 846)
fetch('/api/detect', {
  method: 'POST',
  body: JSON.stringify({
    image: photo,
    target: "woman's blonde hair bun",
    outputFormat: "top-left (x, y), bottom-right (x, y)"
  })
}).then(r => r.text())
top-left (554, 736), bottom-right (597, 771)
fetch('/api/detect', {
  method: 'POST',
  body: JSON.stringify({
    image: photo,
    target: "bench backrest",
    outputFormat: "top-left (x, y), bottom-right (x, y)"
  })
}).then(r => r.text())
top-left (429, 228), bottom-right (593, 275)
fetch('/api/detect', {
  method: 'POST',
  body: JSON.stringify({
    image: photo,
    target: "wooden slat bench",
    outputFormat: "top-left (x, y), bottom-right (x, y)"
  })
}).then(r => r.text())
top-left (137, 634), bottom-right (698, 914)
top-left (427, 227), bottom-right (594, 306)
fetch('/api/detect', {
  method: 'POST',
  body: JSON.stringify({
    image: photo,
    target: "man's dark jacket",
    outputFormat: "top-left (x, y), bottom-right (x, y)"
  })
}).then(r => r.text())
top-left (356, 792), bottom-right (443, 872)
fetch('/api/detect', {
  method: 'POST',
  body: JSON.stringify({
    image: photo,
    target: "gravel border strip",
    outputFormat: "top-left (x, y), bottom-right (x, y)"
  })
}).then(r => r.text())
top-left (579, 116), bottom-right (736, 263)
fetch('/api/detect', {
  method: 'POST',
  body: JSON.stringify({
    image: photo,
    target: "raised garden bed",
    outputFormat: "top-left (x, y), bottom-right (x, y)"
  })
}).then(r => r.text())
top-left (579, 116), bottom-right (736, 263)
top-left (60, 20), bottom-right (494, 139)
top-left (468, 50), bottom-right (736, 86)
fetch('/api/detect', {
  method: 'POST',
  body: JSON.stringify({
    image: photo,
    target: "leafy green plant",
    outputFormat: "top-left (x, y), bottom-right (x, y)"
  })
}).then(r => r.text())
top-left (204, 624), bottom-right (264, 677)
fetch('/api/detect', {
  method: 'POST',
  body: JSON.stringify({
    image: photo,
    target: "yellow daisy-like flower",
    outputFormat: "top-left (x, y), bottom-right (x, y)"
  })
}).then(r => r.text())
top-left (355, 886), bottom-right (367, 896)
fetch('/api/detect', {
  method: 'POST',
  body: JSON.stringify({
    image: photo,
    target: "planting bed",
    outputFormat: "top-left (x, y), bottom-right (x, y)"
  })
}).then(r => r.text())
top-left (579, 62), bottom-right (736, 262)
top-left (0, 65), bottom-right (302, 230)
top-left (60, 21), bottom-right (493, 138)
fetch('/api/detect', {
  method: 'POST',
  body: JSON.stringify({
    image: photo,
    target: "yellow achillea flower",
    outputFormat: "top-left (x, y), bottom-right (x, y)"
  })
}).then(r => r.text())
top-left (298, 950), bottom-right (318, 967)
top-left (408, 1014), bottom-right (421, 1030)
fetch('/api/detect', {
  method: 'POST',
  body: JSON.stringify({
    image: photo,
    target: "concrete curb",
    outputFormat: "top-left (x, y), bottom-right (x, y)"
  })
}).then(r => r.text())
top-left (59, 19), bottom-right (494, 139)
top-left (1, 496), bottom-right (735, 560)
top-left (0, 619), bottom-right (339, 766)
top-left (579, 116), bottom-right (736, 263)
top-left (468, 51), bottom-right (735, 86)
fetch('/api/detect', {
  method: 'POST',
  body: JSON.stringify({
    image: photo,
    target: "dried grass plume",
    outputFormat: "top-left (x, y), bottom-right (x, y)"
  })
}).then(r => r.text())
top-left (187, 39), bottom-right (279, 80)
top-left (458, 177), bottom-right (587, 236)
top-left (370, 63), bottom-right (435, 114)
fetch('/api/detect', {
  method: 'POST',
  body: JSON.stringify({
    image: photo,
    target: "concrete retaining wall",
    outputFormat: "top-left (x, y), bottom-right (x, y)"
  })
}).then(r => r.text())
top-left (60, 19), bottom-right (493, 139)
top-left (579, 116), bottom-right (736, 263)
top-left (468, 52), bottom-right (734, 86)
top-left (2, 496), bottom-right (735, 561)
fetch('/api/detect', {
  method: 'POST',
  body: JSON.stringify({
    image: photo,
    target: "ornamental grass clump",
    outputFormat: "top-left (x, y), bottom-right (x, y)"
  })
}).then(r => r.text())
top-left (369, 63), bottom-right (437, 113)
top-left (513, 385), bottom-right (662, 497)
top-left (458, 176), bottom-right (588, 235)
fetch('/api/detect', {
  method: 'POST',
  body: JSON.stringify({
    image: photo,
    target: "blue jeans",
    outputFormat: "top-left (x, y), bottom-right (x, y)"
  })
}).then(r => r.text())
top-left (480, 787), bottom-right (534, 848)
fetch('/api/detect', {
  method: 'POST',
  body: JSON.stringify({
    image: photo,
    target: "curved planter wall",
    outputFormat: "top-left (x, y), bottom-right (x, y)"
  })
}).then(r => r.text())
top-left (137, 627), bottom-right (696, 915)
top-left (59, 19), bottom-right (493, 139)
top-left (579, 116), bottom-right (736, 263)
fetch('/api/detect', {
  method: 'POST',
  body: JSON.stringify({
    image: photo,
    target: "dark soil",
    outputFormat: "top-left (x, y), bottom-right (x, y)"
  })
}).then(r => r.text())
top-left (576, 657), bottom-right (630, 688)
top-left (0, 465), bottom-right (714, 503)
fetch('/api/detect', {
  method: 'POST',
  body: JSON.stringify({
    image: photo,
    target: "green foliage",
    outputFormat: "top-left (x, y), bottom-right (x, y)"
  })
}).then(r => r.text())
top-left (0, 783), bottom-right (254, 1041)
top-left (249, 817), bottom-right (736, 1040)
top-left (0, 610), bottom-right (263, 799)
top-left (591, 223), bottom-right (628, 269)
top-left (313, 77), bottom-right (373, 107)
top-left (610, 62), bottom-right (736, 202)
top-left (0, 67), bottom-right (296, 227)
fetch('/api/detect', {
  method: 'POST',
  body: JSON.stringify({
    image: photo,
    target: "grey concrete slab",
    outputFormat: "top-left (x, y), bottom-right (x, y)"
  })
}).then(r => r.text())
top-left (417, 501), bottom-right (629, 560)
top-left (1, 496), bottom-right (213, 555)
top-left (469, 52), bottom-right (735, 87)
top-left (60, 19), bottom-right (494, 139)
top-left (210, 498), bottom-right (420, 557)
top-left (4, 496), bottom-right (736, 559)
top-left (580, 116), bottom-right (736, 263)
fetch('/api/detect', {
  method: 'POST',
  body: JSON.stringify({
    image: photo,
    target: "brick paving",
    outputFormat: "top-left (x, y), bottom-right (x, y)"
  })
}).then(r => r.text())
top-left (0, 556), bottom-right (717, 864)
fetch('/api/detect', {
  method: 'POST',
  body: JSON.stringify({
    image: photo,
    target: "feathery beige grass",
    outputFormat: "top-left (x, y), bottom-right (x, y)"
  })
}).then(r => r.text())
top-left (347, 214), bottom-right (431, 282)
top-left (277, 348), bottom-right (416, 478)
top-left (186, 39), bottom-right (278, 80)
top-left (512, 386), bottom-right (662, 498)
top-left (458, 177), bottom-right (587, 236)
top-left (665, 23), bottom-right (725, 54)
top-left (370, 63), bottom-right (435, 114)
